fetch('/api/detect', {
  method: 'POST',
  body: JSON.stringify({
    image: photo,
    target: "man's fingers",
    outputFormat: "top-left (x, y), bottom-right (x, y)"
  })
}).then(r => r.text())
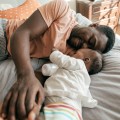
top-left (33, 104), bottom-right (41, 120)
top-left (25, 89), bottom-right (36, 114)
top-left (36, 90), bottom-right (44, 105)
top-left (32, 104), bottom-right (41, 117)
top-left (28, 104), bottom-right (41, 120)
top-left (28, 111), bottom-right (36, 120)
top-left (17, 88), bottom-right (27, 119)
top-left (1, 92), bottom-right (12, 118)
top-left (8, 92), bottom-right (18, 120)
top-left (35, 116), bottom-right (41, 120)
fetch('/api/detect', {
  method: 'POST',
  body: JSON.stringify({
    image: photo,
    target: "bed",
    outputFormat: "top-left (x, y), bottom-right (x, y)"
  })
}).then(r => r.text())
top-left (0, 0), bottom-right (120, 120)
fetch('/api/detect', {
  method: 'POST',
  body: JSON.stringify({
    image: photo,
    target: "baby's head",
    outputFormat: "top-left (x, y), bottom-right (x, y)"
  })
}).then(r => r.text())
top-left (72, 48), bottom-right (103, 75)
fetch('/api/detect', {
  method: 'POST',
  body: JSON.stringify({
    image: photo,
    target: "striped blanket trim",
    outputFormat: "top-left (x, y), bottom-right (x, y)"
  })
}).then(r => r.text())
top-left (44, 103), bottom-right (82, 120)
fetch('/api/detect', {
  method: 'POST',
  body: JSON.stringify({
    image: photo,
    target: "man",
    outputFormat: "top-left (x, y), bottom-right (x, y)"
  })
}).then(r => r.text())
top-left (0, 0), bottom-right (115, 119)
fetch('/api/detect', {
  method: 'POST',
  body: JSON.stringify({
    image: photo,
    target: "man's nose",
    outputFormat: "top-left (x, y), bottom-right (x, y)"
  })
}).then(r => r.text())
top-left (82, 43), bottom-right (88, 48)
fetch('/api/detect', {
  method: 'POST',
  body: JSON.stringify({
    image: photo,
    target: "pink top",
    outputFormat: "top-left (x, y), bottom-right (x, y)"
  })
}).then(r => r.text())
top-left (6, 0), bottom-right (78, 58)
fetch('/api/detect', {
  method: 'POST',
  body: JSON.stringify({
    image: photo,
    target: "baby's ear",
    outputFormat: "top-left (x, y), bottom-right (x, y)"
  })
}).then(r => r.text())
top-left (83, 58), bottom-right (90, 64)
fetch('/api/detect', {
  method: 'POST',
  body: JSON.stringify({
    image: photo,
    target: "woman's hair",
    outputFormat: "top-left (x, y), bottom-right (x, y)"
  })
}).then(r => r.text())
top-left (89, 51), bottom-right (103, 75)
top-left (96, 25), bottom-right (115, 53)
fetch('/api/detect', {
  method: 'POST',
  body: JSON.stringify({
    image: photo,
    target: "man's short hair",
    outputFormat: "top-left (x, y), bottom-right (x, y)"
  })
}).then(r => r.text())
top-left (96, 25), bottom-right (115, 53)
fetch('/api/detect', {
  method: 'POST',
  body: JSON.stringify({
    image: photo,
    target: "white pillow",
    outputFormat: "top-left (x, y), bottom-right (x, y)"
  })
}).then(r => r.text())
top-left (75, 13), bottom-right (92, 26)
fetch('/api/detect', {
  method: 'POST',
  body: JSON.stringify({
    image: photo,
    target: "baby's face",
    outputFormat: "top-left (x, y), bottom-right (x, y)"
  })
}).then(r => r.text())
top-left (72, 48), bottom-right (94, 59)
top-left (72, 48), bottom-right (102, 72)
top-left (72, 48), bottom-right (102, 64)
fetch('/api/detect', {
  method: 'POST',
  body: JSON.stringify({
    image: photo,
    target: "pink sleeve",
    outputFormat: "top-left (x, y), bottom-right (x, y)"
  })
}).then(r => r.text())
top-left (38, 0), bottom-right (70, 27)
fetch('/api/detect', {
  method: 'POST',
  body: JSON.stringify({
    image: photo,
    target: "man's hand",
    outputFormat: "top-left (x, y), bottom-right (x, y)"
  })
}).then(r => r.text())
top-left (28, 103), bottom-right (41, 120)
top-left (1, 74), bottom-right (44, 120)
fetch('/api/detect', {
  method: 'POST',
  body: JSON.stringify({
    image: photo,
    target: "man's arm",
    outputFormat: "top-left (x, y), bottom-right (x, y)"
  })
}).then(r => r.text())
top-left (1, 10), bottom-right (48, 120)
top-left (1, 0), bottom-right (71, 119)
top-left (11, 9), bottom-right (48, 76)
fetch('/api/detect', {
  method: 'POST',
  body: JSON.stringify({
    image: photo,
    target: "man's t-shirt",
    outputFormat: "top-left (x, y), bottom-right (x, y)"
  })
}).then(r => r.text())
top-left (6, 0), bottom-right (78, 58)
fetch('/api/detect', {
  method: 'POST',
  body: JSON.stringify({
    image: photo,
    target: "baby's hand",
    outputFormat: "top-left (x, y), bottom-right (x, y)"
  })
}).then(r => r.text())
top-left (28, 103), bottom-right (41, 120)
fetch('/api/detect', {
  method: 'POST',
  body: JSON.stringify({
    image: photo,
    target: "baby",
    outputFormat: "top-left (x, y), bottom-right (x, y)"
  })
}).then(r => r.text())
top-left (29, 48), bottom-right (103, 120)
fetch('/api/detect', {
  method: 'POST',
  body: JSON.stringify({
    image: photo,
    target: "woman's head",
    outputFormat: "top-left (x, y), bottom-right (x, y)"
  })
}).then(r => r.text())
top-left (72, 48), bottom-right (103, 75)
top-left (67, 24), bottom-right (115, 53)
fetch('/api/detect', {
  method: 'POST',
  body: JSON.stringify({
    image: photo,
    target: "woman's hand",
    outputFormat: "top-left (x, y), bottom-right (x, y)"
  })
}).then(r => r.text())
top-left (1, 74), bottom-right (44, 120)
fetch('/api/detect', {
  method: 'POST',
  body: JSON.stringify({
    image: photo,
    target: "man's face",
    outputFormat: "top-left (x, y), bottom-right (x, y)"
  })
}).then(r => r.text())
top-left (69, 26), bottom-right (108, 52)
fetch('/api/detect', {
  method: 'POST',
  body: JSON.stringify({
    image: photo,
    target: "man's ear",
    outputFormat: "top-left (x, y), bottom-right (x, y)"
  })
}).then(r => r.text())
top-left (89, 23), bottom-right (99, 27)
top-left (83, 58), bottom-right (91, 64)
